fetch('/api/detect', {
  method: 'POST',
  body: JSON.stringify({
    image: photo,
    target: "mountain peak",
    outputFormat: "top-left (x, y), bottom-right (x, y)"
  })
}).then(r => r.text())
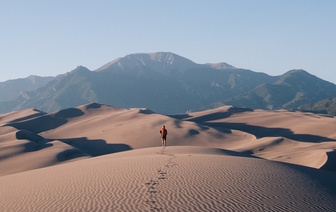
top-left (284, 69), bottom-right (308, 75)
top-left (120, 52), bottom-right (192, 66)
top-left (72, 66), bottom-right (90, 72)
top-left (205, 62), bottom-right (236, 70)
top-left (147, 52), bottom-right (194, 65)
top-left (276, 69), bottom-right (320, 86)
top-left (95, 52), bottom-right (198, 74)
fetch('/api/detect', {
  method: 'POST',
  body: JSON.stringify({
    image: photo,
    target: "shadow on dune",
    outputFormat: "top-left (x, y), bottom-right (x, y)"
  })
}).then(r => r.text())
top-left (213, 148), bottom-right (258, 158)
top-left (188, 129), bottom-right (200, 135)
top-left (320, 150), bottom-right (336, 172)
top-left (0, 141), bottom-right (52, 161)
top-left (57, 149), bottom-right (89, 162)
top-left (15, 135), bottom-right (132, 162)
top-left (172, 119), bottom-right (183, 128)
top-left (54, 108), bottom-right (84, 118)
top-left (138, 108), bottom-right (155, 114)
top-left (58, 137), bottom-right (132, 157)
top-left (15, 130), bottom-right (53, 152)
top-left (24, 142), bottom-right (53, 152)
top-left (185, 108), bottom-right (254, 123)
top-left (203, 122), bottom-right (335, 142)
top-left (22, 141), bottom-right (37, 152)
top-left (5, 115), bottom-right (68, 133)
top-left (5, 108), bottom-right (85, 134)
top-left (278, 162), bottom-right (336, 196)
top-left (85, 103), bottom-right (102, 109)
top-left (16, 130), bottom-right (47, 143)
top-left (6, 109), bottom-right (46, 123)
top-left (183, 107), bottom-right (334, 142)
top-left (170, 107), bottom-right (253, 121)
top-left (227, 107), bottom-right (254, 113)
top-left (184, 112), bottom-right (231, 122)
top-left (169, 114), bottom-right (191, 119)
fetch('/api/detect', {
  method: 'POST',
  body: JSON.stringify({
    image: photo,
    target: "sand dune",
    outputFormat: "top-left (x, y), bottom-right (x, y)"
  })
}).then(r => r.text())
top-left (184, 107), bottom-right (336, 170)
top-left (1, 146), bottom-right (336, 211)
top-left (1, 103), bottom-right (336, 172)
top-left (1, 103), bottom-right (336, 211)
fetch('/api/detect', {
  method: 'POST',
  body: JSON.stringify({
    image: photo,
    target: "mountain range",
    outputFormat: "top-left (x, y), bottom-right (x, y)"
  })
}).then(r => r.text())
top-left (1, 52), bottom-right (336, 115)
top-left (0, 75), bottom-right (54, 102)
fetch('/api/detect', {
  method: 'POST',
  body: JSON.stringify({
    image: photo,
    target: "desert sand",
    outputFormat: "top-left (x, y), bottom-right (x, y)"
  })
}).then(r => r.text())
top-left (1, 103), bottom-right (336, 211)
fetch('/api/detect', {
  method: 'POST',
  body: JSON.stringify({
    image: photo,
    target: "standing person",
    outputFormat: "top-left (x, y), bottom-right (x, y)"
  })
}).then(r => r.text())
top-left (160, 125), bottom-right (168, 146)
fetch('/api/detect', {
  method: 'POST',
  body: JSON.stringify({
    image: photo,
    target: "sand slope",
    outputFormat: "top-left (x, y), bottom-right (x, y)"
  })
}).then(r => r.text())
top-left (0, 109), bottom-right (90, 176)
top-left (1, 146), bottom-right (336, 211)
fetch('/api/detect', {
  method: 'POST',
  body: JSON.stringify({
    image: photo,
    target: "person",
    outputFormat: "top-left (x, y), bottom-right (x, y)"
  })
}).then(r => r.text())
top-left (160, 125), bottom-right (168, 146)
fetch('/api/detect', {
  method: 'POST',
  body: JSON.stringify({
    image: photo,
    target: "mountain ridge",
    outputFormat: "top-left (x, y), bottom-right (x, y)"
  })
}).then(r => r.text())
top-left (204, 69), bottom-right (336, 111)
top-left (0, 75), bottom-right (54, 102)
top-left (1, 52), bottom-right (335, 115)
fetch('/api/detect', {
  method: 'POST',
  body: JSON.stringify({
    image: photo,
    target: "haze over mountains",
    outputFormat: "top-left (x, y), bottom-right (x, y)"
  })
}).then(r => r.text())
top-left (1, 52), bottom-right (336, 115)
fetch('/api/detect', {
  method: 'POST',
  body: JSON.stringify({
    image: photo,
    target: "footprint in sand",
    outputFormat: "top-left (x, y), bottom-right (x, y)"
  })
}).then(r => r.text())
top-left (144, 147), bottom-right (177, 211)
top-left (158, 169), bottom-right (166, 180)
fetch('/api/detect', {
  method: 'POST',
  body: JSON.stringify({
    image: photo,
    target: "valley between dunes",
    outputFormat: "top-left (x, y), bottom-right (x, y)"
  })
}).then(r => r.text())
top-left (1, 103), bottom-right (336, 211)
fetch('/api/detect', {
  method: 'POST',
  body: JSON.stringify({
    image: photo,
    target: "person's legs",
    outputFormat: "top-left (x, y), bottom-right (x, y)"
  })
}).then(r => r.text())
top-left (161, 137), bottom-right (165, 146)
top-left (163, 137), bottom-right (166, 146)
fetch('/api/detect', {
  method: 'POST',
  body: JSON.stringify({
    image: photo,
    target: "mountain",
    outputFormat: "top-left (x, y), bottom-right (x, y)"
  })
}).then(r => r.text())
top-left (95, 52), bottom-right (235, 77)
top-left (1, 66), bottom-right (99, 113)
top-left (205, 70), bottom-right (336, 111)
top-left (95, 52), bottom-right (200, 76)
top-left (0, 52), bottom-right (335, 115)
top-left (0, 75), bottom-right (54, 102)
top-left (298, 98), bottom-right (336, 115)
top-left (0, 52), bottom-right (277, 114)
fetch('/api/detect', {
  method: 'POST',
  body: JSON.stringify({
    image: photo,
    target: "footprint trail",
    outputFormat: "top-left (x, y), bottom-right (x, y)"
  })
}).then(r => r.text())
top-left (144, 147), bottom-right (177, 211)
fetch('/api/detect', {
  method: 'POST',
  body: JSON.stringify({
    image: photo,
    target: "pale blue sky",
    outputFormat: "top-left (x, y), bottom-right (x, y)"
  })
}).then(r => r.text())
top-left (1, 1), bottom-right (336, 83)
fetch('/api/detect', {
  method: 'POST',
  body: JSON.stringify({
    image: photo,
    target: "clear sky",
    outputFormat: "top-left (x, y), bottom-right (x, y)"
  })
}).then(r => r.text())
top-left (1, 0), bottom-right (336, 83)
